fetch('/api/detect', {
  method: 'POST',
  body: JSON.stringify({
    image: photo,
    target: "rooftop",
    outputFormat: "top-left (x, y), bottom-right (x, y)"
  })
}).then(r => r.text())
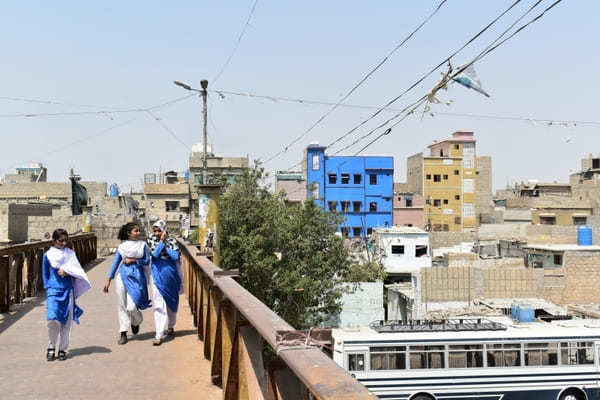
top-left (373, 226), bottom-right (427, 235)
top-left (523, 244), bottom-right (600, 252)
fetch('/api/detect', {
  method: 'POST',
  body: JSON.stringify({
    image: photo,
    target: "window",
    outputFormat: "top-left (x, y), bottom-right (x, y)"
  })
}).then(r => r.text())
top-left (443, 199), bottom-right (448, 205)
top-left (353, 201), bottom-right (361, 212)
top-left (454, 170), bottom-right (460, 175)
top-left (573, 216), bottom-right (587, 226)
top-left (341, 201), bottom-right (350, 212)
top-left (593, 159), bottom-right (600, 169)
top-left (425, 199), bottom-right (431, 205)
top-left (328, 174), bottom-right (336, 184)
top-left (391, 245), bottom-right (405, 254)
top-left (415, 245), bottom-right (427, 257)
top-left (370, 347), bottom-right (406, 370)
top-left (312, 154), bottom-right (320, 170)
top-left (487, 343), bottom-right (521, 367)
top-left (328, 201), bottom-right (337, 212)
top-left (369, 174), bottom-right (377, 185)
top-left (561, 342), bottom-right (594, 365)
top-left (312, 183), bottom-right (319, 199)
top-left (554, 254), bottom-right (563, 266)
top-left (165, 201), bottom-right (180, 212)
top-left (448, 345), bottom-right (483, 368)
top-left (443, 174), bottom-right (448, 180)
top-left (426, 174), bottom-right (431, 180)
top-left (462, 203), bottom-right (474, 218)
top-left (409, 345), bottom-right (445, 369)
top-left (354, 174), bottom-right (362, 184)
top-left (463, 178), bottom-right (474, 193)
top-left (348, 354), bottom-right (365, 371)
top-left (340, 227), bottom-right (349, 237)
top-left (455, 195), bottom-right (460, 200)
top-left (341, 173), bottom-right (350, 184)
top-left (433, 199), bottom-right (441, 207)
top-left (369, 202), bottom-right (377, 212)
top-left (455, 216), bottom-right (461, 225)
top-left (524, 343), bottom-right (558, 366)
top-left (367, 228), bottom-right (373, 235)
top-left (443, 224), bottom-right (449, 232)
top-left (433, 174), bottom-right (441, 182)
top-left (352, 227), bottom-right (362, 237)
top-left (405, 197), bottom-right (413, 207)
top-left (454, 144), bottom-right (460, 150)
top-left (540, 216), bottom-right (556, 225)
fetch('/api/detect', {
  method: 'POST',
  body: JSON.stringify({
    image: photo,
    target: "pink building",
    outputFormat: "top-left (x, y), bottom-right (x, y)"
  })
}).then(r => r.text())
top-left (393, 183), bottom-right (424, 228)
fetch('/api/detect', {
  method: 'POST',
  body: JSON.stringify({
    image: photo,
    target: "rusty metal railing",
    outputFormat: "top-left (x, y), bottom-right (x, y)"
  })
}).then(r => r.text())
top-left (178, 238), bottom-right (377, 400)
top-left (0, 233), bottom-right (97, 313)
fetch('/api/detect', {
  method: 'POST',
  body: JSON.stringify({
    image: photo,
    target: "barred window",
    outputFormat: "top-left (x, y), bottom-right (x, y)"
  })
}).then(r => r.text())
top-left (448, 344), bottom-right (484, 368)
top-left (487, 343), bottom-right (521, 367)
top-left (409, 345), bottom-right (445, 369)
top-left (348, 353), bottom-right (365, 371)
top-left (370, 347), bottom-right (407, 370)
top-left (561, 342), bottom-right (594, 365)
top-left (524, 343), bottom-right (558, 366)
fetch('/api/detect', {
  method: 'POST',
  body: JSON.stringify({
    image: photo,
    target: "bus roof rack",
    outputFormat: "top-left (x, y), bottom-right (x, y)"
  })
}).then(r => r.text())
top-left (370, 318), bottom-right (507, 333)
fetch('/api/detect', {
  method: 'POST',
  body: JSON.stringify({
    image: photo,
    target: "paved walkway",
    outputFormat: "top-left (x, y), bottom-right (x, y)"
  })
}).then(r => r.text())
top-left (0, 257), bottom-right (222, 400)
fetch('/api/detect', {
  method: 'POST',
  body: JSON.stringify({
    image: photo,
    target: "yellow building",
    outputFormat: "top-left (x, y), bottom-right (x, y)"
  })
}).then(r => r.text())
top-left (407, 131), bottom-right (477, 232)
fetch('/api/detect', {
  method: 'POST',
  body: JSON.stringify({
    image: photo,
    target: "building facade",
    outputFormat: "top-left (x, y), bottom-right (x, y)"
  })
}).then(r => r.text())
top-left (305, 143), bottom-right (393, 237)
top-left (407, 131), bottom-right (477, 232)
top-left (3, 163), bottom-right (47, 184)
top-left (275, 171), bottom-right (306, 206)
top-left (393, 182), bottom-right (424, 228)
top-left (372, 226), bottom-right (431, 275)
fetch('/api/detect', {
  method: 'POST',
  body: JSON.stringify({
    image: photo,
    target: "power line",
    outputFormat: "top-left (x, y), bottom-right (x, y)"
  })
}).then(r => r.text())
top-left (212, 0), bottom-right (259, 84)
top-left (0, 96), bottom-right (131, 110)
top-left (261, 0), bottom-right (449, 165)
top-left (145, 111), bottom-right (191, 150)
top-left (0, 94), bottom-right (196, 118)
top-left (212, 88), bottom-right (599, 126)
top-left (350, 0), bottom-right (566, 157)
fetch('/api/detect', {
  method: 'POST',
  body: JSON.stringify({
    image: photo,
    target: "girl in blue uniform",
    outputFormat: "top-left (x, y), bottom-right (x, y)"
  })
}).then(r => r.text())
top-left (103, 222), bottom-right (151, 345)
top-left (43, 229), bottom-right (91, 361)
top-left (148, 220), bottom-right (183, 346)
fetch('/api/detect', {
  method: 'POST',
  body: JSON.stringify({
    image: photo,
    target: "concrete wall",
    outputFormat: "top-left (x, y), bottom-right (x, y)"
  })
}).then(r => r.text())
top-left (406, 153), bottom-right (424, 195)
top-left (429, 231), bottom-right (477, 249)
top-left (444, 253), bottom-right (524, 269)
top-left (539, 251), bottom-right (600, 305)
top-left (330, 282), bottom-right (384, 328)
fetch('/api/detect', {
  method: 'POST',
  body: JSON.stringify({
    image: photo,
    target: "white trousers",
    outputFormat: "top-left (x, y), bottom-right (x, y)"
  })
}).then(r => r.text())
top-left (47, 291), bottom-right (73, 351)
top-left (152, 281), bottom-right (177, 339)
top-left (115, 273), bottom-right (143, 333)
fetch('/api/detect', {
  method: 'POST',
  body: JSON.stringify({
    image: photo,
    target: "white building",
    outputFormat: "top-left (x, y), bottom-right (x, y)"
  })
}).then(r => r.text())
top-left (373, 226), bottom-right (431, 275)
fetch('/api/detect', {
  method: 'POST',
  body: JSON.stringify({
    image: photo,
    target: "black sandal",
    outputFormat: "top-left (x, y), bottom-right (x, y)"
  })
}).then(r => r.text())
top-left (57, 350), bottom-right (67, 361)
top-left (46, 348), bottom-right (55, 361)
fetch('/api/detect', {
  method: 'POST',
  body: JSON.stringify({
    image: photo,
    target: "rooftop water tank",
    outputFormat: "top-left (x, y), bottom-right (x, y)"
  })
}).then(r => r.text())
top-left (109, 183), bottom-right (119, 197)
top-left (578, 225), bottom-right (592, 246)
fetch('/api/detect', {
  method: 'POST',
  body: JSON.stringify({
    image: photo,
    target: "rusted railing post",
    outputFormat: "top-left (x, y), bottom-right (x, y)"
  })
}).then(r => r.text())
top-left (0, 256), bottom-right (9, 313)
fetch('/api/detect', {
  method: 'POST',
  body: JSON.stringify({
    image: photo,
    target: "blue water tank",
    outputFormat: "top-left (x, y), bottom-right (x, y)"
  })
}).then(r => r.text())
top-left (578, 225), bottom-right (593, 246)
top-left (109, 183), bottom-right (119, 197)
top-left (518, 306), bottom-right (535, 323)
top-left (184, 170), bottom-right (190, 182)
top-left (511, 304), bottom-right (519, 320)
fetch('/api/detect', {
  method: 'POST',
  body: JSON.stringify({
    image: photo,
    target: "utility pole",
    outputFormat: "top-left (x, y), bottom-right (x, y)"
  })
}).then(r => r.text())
top-left (174, 79), bottom-right (210, 184)
top-left (200, 79), bottom-right (208, 184)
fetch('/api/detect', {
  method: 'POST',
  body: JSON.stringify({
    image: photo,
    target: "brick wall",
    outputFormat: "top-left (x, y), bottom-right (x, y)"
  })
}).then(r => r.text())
top-left (539, 251), bottom-right (600, 304)
top-left (429, 231), bottom-right (477, 248)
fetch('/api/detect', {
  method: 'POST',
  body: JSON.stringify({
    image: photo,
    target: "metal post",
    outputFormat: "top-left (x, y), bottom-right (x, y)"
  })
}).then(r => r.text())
top-left (201, 79), bottom-right (208, 184)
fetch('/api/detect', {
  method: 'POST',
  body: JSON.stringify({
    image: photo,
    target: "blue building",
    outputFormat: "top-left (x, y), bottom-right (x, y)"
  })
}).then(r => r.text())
top-left (305, 143), bottom-right (394, 237)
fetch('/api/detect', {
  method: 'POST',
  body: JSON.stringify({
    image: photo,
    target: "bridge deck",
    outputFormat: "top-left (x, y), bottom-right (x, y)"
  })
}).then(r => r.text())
top-left (0, 257), bottom-right (221, 400)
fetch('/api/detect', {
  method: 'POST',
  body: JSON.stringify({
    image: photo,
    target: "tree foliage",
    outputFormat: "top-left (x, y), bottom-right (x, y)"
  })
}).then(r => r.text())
top-left (218, 164), bottom-right (385, 329)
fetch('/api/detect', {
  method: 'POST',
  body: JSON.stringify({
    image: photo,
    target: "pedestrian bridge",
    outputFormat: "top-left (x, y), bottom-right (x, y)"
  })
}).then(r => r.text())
top-left (0, 234), bottom-right (375, 399)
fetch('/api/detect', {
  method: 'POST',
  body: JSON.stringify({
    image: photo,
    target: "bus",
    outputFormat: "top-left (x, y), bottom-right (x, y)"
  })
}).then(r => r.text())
top-left (332, 318), bottom-right (600, 400)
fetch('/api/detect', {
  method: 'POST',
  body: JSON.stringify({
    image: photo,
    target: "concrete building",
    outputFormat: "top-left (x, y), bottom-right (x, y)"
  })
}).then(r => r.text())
top-left (476, 156), bottom-right (493, 223)
top-left (0, 203), bottom-right (53, 244)
top-left (514, 181), bottom-right (572, 197)
top-left (305, 143), bottom-right (393, 237)
top-left (373, 226), bottom-right (431, 275)
top-left (189, 143), bottom-right (248, 186)
top-left (275, 171), bottom-right (306, 205)
top-left (393, 182), bottom-right (424, 228)
top-left (407, 131), bottom-right (478, 232)
top-left (3, 163), bottom-right (48, 184)
top-left (143, 183), bottom-right (190, 232)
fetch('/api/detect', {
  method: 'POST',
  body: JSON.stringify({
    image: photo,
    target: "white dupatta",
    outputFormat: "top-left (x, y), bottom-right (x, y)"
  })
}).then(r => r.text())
top-left (46, 247), bottom-right (91, 299)
top-left (118, 240), bottom-right (146, 259)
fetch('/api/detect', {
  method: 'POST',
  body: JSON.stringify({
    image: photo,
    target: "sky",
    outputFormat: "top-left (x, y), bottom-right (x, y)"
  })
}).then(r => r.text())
top-left (0, 1), bottom-right (598, 192)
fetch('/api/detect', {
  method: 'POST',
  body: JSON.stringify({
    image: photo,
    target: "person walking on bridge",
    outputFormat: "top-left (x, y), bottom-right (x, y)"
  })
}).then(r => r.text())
top-left (43, 229), bottom-right (91, 361)
top-left (103, 222), bottom-right (151, 345)
top-left (148, 220), bottom-right (183, 346)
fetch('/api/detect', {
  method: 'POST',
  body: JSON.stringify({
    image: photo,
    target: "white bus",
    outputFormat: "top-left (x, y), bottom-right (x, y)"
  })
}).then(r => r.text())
top-left (332, 318), bottom-right (600, 400)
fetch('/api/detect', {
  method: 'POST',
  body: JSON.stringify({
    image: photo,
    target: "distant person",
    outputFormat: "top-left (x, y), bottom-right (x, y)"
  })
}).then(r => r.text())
top-left (43, 229), bottom-right (91, 361)
top-left (148, 220), bottom-right (183, 346)
top-left (103, 222), bottom-right (151, 345)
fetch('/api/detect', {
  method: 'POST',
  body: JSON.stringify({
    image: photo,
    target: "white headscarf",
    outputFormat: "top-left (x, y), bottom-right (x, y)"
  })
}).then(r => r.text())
top-left (153, 220), bottom-right (167, 232)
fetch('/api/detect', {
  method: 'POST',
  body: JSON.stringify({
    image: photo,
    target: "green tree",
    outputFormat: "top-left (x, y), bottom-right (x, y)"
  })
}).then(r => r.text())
top-left (218, 164), bottom-right (385, 329)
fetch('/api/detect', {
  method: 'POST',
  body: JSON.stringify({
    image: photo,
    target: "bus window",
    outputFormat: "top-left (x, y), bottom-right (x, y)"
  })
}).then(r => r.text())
top-left (348, 353), bottom-right (365, 371)
top-left (524, 343), bottom-right (558, 366)
top-left (370, 347), bottom-right (406, 370)
top-left (409, 345), bottom-right (445, 369)
top-left (487, 343), bottom-right (521, 367)
top-left (561, 342), bottom-right (594, 365)
top-left (448, 344), bottom-right (484, 368)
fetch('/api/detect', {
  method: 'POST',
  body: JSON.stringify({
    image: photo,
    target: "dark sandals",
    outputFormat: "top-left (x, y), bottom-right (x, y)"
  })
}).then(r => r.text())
top-left (46, 348), bottom-right (67, 361)
top-left (46, 348), bottom-right (55, 361)
top-left (57, 350), bottom-right (67, 361)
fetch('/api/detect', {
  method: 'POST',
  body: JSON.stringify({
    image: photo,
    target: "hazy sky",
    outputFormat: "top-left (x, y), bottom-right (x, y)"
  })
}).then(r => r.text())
top-left (1, 1), bottom-right (598, 192)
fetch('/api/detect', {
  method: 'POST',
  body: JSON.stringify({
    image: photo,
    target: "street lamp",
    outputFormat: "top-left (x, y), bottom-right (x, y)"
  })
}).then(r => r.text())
top-left (173, 79), bottom-right (209, 185)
